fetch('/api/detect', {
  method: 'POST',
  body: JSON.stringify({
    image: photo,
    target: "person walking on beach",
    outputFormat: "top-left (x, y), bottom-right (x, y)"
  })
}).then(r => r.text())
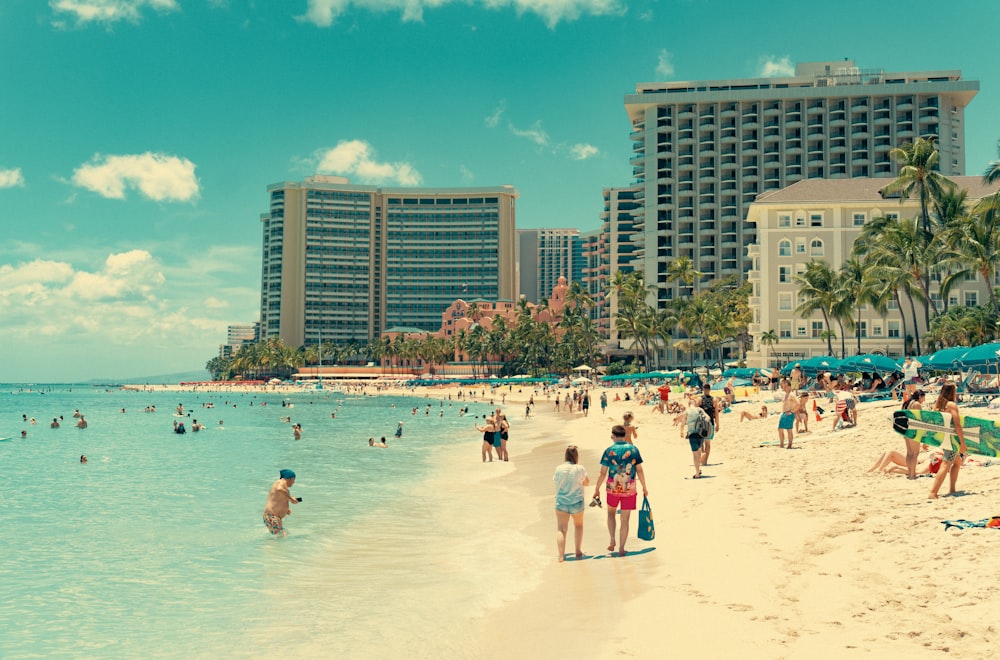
top-left (790, 364), bottom-right (802, 392)
top-left (600, 391), bottom-right (608, 415)
top-left (622, 411), bottom-right (638, 444)
top-left (263, 469), bottom-right (300, 536)
top-left (777, 379), bottom-right (798, 449)
top-left (699, 384), bottom-right (717, 465)
top-left (684, 398), bottom-right (712, 479)
top-left (929, 382), bottom-right (968, 499)
top-left (592, 424), bottom-right (648, 557)
top-left (581, 390), bottom-right (591, 417)
top-left (553, 444), bottom-right (590, 562)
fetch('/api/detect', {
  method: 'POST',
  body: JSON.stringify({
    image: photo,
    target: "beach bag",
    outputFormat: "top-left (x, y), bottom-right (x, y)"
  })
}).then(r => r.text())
top-left (694, 409), bottom-right (712, 439)
top-left (637, 497), bottom-right (655, 541)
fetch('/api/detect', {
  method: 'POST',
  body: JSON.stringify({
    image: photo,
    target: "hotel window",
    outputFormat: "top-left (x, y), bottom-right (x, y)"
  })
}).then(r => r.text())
top-left (795, 215), bottom-right (806, 227)
top-left (797, 324), bottom-right (808, 337)
top-left (930, 292), bottom-right (942, 307)
top-left (779, 292), bottom-right (792, 310)
top-left (810, 213), bottom-right (823, 227)
top-left (948, 293), bottom-right (959, 306)
top-left (795, 263), bottom-right (806, 276)
top-left (779, 266), bottom-right (791, 283)
top-left (795, 239), bottom-right (806, 254)
top-left (872, 323), bottom-right (883, 337)
top-left (885, 212), bottom-right (899, 221)
top-left (778, 214), bottom-right (791, 227)
top-left (811, 321), bottom-right (824, 338)
top-left (888, 321), bottom-right (900, 338)
top-left (887, 298), bottom-right (898, 310)
top-left (779, 321), bottom-right (792, 338)
top-left (853, 212), bottom-right (866, 226)
top-left (778, 239), bottom-right (792, 257)
top-left (858, 321), bottom-right (867, 338)
top-left (810, 239), bottom-right (824, 256)
top-left (965, 292), bottom-right (978, 307)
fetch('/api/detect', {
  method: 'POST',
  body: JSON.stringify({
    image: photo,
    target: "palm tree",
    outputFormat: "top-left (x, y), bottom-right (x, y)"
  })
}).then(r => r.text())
top-left (883, 135), bottom-right (956, 236)
top-left (945, 195), bottom-right (1000, 315)
top-left (759, 329), bottom-right (778, 366)
top-left (666, 256), bottom-right (704, 289)
top-left (794, 260), bottom-right (839, 356)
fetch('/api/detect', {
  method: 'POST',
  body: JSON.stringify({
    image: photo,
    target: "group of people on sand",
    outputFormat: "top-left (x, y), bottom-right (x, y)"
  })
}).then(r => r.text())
top-left (552, 421), bottom-right (648, 561)
top-left (474, 408), bottom-right (511, 462)
top-left (877, 382), bottom-right (968, 499)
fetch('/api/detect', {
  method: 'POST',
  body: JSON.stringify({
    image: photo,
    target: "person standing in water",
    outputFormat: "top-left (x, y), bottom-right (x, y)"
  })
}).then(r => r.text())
top-left (263, 469), bottom-right (300, 536)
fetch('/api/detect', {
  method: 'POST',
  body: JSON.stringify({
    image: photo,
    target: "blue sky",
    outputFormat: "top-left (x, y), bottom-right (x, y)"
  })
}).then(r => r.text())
top-left (0, 0), bottom-right (997, 382)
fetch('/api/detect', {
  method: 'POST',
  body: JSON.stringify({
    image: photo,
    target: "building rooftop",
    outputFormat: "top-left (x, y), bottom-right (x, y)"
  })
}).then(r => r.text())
top-left (753, 176), bottom-right (999, 204)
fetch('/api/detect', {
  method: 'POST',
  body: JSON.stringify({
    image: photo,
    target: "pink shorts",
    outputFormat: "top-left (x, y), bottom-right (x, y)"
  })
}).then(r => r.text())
top-left (606, 490), bottom-right (637, 510)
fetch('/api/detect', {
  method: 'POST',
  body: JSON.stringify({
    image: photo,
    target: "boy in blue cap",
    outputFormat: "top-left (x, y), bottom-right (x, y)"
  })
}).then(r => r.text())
top-left (263, 469), bottom-right (300, 536)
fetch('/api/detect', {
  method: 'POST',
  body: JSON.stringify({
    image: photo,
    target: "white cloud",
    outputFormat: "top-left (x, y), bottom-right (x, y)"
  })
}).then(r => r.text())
top-left (459, 165), bottom-right (475, 182)
top-left (655, 48), bottom-right (674, 78)
top-left (485, 101), bottom-right (506, 128)
top-left (0, 248), bottom-right (260, 381)
top-left (51, 0), bottom-right (179, 25)
top-left (0, 168), bottom-right (25, 188)
top-left (71, 152), bottom-right (200, 202)
top-left (757, 55), bottom-right (795, 78)
top-left (316, 140), bottom-right (422, 185)
top-left (300, 0), bottom-right (625, 28)
top-left (569, 143), bottom-right (599, 160)
top-left (510, 120), bottom-right (550, 147)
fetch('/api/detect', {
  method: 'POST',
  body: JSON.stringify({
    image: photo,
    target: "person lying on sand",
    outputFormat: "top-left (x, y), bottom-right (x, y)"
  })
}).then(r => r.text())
top-left (867, 445), bottom-right (943, 475)
top-left (740, 405), bottom-right (768, 422)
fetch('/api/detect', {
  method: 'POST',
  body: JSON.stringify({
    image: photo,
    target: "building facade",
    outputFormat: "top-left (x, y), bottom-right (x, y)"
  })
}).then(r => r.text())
top-left (624, 60), bottom-right (979, 362)
top-left (219, 322), bottom-right (259, 359)
top-left (260, 175), bottom-right (518, 348)
top-left (745, 176), bottom-right (1000, 368)
top-left (517, 228), bottom-right (584, 304)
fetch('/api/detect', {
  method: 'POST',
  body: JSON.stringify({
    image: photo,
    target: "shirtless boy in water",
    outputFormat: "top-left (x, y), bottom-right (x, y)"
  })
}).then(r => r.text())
top-left (263, 469), bottom-right (300, 536)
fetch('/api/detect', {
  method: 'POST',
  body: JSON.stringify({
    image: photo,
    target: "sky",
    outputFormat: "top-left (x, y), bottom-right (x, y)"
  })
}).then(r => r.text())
top-left (0, 0), bottom-right (997, 382)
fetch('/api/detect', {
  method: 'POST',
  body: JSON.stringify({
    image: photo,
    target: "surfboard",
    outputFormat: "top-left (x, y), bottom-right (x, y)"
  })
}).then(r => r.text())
top-left (891, 409), bottom-right (1000, 457)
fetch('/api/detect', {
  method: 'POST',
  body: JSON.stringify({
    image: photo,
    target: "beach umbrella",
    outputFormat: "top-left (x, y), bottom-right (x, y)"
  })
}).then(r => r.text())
top-left (957, 342), bottom-right (1000, 371)
top-left (921, 346), bottom-right (970, 371)
top-left (839, 354), bottom-right (901, 375)
top-left (571, 376), bottom-right (593, 385)
top-left (790, 356), bottom-right (841, 377)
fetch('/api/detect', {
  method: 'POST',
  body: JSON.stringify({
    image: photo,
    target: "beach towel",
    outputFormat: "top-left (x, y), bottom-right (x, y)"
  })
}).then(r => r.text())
top-left (941, 517), bottom-right (1000, 531)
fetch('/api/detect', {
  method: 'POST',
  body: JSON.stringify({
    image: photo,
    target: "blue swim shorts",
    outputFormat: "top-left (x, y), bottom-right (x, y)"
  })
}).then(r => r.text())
top-left (778, 412), bottom-right (795, 430)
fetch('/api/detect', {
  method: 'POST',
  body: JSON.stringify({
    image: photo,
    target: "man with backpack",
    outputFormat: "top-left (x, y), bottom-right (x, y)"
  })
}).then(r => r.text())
top-left (698, 384), bottom-right (718, 466)
top-left (685, 397), bottom-right (713, 479)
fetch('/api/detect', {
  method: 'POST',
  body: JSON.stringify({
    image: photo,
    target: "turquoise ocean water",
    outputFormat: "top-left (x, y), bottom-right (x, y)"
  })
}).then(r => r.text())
top-left (1, 385), bottom-right (549, 658)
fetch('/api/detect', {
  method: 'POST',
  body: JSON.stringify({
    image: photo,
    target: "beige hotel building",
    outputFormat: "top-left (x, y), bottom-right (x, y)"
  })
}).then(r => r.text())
top-left (745, 177), bottom-right (1000, 368)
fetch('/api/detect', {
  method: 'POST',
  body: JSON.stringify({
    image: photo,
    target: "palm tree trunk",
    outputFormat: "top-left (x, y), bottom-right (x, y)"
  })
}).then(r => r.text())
top-left (902, 288), bottom-right (922, 355)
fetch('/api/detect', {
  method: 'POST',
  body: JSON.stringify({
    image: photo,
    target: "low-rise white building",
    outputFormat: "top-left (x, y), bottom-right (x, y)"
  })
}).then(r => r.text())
top-left (746, 176), bottom-right (998, 368)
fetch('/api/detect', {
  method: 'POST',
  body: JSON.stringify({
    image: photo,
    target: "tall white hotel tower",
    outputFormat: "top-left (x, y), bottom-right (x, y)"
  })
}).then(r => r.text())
top-left (624, 60), bottom-right (978, 319)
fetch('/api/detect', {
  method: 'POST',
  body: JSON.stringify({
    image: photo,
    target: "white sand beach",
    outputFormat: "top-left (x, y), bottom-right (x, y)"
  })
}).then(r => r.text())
top-left (138, 379), bottom-right (1000, 658)
top-left (430, 384), bottom-right (1000, 659)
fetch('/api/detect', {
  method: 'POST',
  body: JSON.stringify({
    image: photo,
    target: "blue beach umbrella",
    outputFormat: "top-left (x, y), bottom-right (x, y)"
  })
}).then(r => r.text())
top-left (839, 354), bottom-right (901, 375)
top-left (921, 346), bottom-right (971, 371)
top-left (957, 342), bottom-right (1000, 372)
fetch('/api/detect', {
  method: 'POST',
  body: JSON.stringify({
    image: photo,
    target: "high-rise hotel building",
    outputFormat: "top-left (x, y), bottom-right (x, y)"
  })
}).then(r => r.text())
top-left (260, 175), bottom-right (518, 348)
top-left (624, 60), bottom-right (978, 313)
top-left (517, 228), bottom-right (584, 304)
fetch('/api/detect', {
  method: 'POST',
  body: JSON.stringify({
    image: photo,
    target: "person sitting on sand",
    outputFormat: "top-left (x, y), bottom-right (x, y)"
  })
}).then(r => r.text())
top-left (740, 405), bottom-right (768, 422)
top-left (867, 445), bottom-right (943, 475)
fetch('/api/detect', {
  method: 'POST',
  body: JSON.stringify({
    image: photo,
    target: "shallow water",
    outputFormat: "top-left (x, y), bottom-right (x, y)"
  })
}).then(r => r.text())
top-left (1, 385), bottom-right (548, 658)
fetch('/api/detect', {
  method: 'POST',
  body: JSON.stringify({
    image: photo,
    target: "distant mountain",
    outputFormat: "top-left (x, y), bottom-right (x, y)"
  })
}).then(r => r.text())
top-left (84, 370), bottom-right (212, 385)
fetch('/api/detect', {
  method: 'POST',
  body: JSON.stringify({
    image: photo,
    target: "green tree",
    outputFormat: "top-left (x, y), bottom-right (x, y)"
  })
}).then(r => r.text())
top-left (793, 260), bottom-right (839, 356)
top-left (884, 135), bottom-right (956, 236)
